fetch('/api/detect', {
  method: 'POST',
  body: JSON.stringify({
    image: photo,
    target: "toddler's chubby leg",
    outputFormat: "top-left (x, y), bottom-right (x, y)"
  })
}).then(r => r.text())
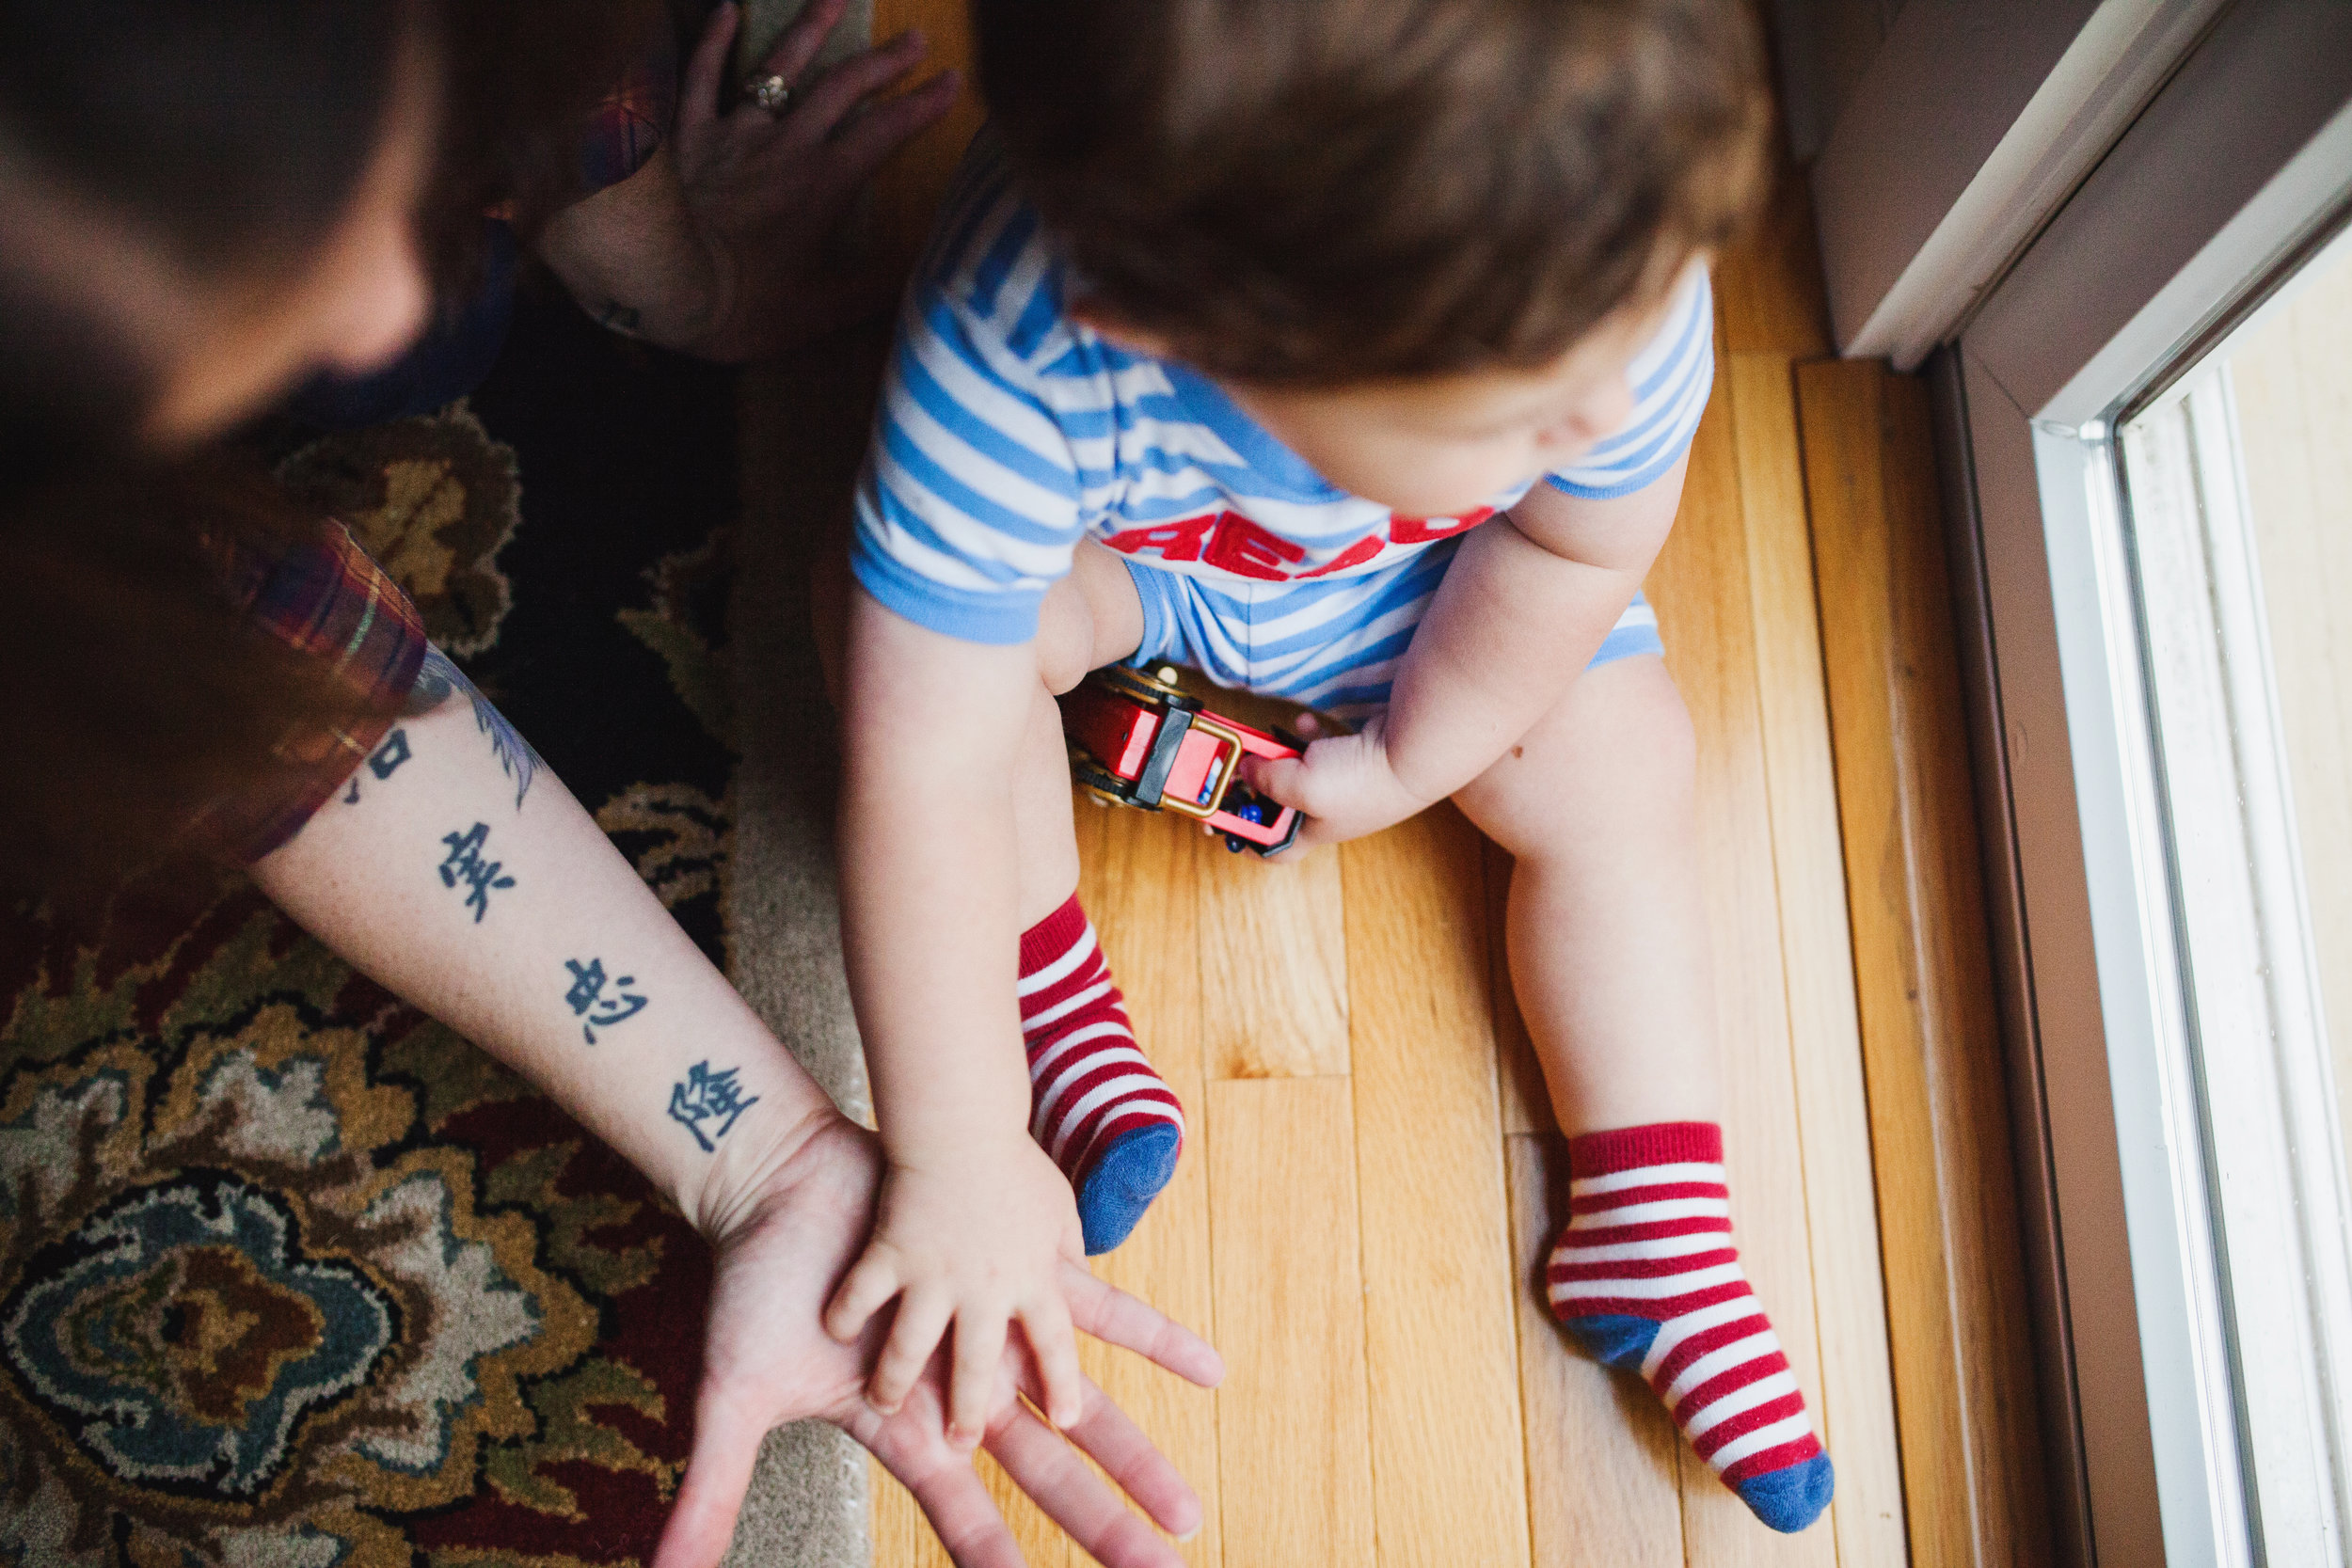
top-left (820, 536), bottom-right (1178, 1253)
top-left (1013, 547), bottom-right (1184, 1254)
top-left (1454, 654), bottom-right (1834, 1533)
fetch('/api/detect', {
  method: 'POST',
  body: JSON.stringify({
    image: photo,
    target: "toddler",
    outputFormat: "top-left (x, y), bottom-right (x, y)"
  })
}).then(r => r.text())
top-left (821, 0), bottom-right (1833, 1531)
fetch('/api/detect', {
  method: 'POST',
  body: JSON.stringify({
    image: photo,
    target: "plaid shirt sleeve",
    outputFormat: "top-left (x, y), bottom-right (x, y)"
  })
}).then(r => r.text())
top-left (184, 522), bottom-right (431, 866)
top-left (578, 24), bottom-right (680, 198)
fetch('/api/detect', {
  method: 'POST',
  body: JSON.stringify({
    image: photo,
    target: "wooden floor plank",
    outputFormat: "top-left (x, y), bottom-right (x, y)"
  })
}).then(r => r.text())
top-left (1485, 839), bottom-right (1555, 1138)
top-left (1081, 803), bottom-right (1225, 1568)
top-left (1200, 845), bottom-right (1351, 1080)
top-left (1726, 355), bottom-right (1909, 1565)
top-left (1800, 360), bottom-right (2047, 1568)
top-left (871, 1462), bottom-right (953, 1568)
top-left (1341, 806), bottom-right (1532, 1567)
top-left (1715, 165), bottom-right (1836, 360)
top-left (1507, 1133), bottom-right (1686, 1567)
top-left (1208, 1077), bottom-right (1376, 1567)
top-left (1646, 376), bottom-right (1838, 1568)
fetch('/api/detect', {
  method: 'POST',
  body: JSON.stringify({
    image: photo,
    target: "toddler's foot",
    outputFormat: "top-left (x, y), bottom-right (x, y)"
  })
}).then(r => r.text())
top-left (1019, 894), bottom-right (1184, 1255)
top-left (1549, 1122), bottom-right (1834, 1533)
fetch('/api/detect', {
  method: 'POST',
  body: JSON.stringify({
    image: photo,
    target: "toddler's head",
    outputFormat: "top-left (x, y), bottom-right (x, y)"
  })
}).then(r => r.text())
top-left (977, 0), bottom-right (1770, 514)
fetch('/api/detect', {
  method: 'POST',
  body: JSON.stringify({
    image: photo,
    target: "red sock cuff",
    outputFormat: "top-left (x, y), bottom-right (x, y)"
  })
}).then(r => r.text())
top-left (1019, 893), bottom-right (1090, 974)
top-left (1567, 1121), bottom-right (1724, 1177)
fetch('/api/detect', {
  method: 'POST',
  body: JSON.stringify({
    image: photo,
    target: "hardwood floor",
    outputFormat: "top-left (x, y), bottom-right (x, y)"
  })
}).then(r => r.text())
top-left (851, 11), bottom-right (2040, 1564)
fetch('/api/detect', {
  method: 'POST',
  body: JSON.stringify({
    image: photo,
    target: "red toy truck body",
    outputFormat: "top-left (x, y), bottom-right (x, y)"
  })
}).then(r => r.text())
top-left (1060, 666), bottom-right (1304, 856)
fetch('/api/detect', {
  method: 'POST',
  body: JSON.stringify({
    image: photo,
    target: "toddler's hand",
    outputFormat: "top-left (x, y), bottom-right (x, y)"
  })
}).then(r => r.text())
top-left (1239, 713), bottom-right (1431, 854)
top-left (820, 1133), bottom-right (1088, 1448)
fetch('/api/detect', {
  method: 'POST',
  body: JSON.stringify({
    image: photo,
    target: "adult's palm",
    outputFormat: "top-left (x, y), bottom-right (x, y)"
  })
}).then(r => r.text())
top-left (649, 1116), bottom-right (1221, 1568)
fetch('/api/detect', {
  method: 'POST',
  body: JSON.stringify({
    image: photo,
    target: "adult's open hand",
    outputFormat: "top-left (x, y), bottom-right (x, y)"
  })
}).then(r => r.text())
top-left (648, 1114), bottom-right (1223, 1568)
top-left (667, 0), bottom-right (959, 357)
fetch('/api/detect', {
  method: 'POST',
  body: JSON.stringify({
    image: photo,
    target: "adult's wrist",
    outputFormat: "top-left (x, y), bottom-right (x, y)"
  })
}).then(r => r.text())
top-left (688, 1081), bottom-right (854, 1244)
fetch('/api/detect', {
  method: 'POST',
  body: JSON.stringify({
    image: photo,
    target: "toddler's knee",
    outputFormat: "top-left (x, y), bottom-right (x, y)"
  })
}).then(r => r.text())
top-left (1031, 585), bottom-right (1099, 696)
top-left (1034, 641), bottom-right (1090, 697)
top-left (1579, 657), bottom-right (1698, 824)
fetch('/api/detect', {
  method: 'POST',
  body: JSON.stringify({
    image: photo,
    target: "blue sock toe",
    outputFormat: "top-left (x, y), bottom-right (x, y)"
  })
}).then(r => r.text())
top-left (1734, 1452), bottom-right (1836, 1533)
top-left (1562, 1312), bottom-right (1661, 1370)
top-left (1076, 1123), bottom-right (1182, 1256)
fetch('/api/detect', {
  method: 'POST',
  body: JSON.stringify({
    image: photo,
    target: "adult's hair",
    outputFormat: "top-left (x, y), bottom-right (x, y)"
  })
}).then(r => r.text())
top-left (0, 0), bottom-right (651, 895)
top-left (977, 0), bottom-right (1772, 387)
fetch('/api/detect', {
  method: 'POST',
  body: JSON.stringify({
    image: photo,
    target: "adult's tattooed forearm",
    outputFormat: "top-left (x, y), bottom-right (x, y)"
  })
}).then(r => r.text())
top-left (408, 646), bottom-right (543, 811)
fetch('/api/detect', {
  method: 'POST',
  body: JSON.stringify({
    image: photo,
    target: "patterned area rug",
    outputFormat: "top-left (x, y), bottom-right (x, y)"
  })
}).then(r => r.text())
top-left (0, 289), bottom-right (766, 1566)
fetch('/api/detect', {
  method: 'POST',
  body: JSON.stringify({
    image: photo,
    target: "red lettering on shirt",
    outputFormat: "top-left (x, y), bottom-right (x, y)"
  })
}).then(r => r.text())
top-left (1100, 504), bottom-right (1492, 584)
top-left (1388, 506), bottom-right (1497, 545)
top-left (1100, 514), bottom-right (1216, 562)
top-left (1294, 535), bottom-right (1389, 579)
top-left (1201, 512), bottom-right (1309, 580)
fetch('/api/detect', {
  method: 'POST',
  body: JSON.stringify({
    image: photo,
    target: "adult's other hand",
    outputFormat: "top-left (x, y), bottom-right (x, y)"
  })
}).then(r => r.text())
top-left (668, 0), bottom-right (959, 356)
top-left (538, 0), bottom-right (957, 359)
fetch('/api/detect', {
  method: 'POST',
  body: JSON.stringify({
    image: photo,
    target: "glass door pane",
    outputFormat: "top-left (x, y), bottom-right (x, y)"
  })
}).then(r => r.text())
top-left (2116, 223), bottom-right (2352, 1557)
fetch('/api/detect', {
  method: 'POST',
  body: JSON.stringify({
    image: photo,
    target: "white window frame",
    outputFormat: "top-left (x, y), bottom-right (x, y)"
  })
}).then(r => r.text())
top-left (1947, 0), bottom-right (2352, 1560)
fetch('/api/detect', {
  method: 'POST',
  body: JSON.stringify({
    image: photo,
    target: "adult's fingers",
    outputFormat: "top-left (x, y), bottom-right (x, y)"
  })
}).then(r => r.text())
top-left (828, 67), bottom-right (961, 176)
top-left (647, 1386), bottom-right (773, 1568)
top-left (680, 1), bottom-right (741, 131)
top-left (986, 1400), bottom-right (1187, 1568)
top-left (860, 1417), bottom-right (1028, 1568)
top-left (1059, 1262), bottom-right (1225, 1389)
top-left (946, 1309), bottom-right (1009, 1448)
top-left (746, 0), bottom-right (851, 109)
top-left (788, 29), bottom-right (930, 141)
top-left (868, 1289), bottom-right (956, 1415)
top-left (1038, 1372), bottom-right (1203, 1542)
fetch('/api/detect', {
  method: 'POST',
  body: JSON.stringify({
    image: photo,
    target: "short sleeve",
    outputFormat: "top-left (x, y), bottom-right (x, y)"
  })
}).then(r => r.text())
top-left (850, 286), bottom-right (1089, 645)
top-left (1545, 270), bottom-right (1715, 500)
top-left (183, 522), bottom-right (429, 865)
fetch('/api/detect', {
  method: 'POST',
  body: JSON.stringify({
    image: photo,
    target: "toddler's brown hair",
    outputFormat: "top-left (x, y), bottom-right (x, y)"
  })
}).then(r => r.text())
top-left (977, 0), bottom-right (1772, 387)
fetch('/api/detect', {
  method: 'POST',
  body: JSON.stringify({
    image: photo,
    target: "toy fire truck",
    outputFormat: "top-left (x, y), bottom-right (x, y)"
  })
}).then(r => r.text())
top-left (1061, 665), bottom-right (1305, 856)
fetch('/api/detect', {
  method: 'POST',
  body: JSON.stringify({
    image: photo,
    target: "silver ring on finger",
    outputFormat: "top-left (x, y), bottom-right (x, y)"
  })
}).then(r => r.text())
top-left (751, 72), bottom-right (793, 114)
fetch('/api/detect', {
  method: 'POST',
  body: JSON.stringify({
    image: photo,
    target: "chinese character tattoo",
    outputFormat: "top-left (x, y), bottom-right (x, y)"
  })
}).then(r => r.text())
top-left (564, 958), bottom-right (649, 1045)
top-left (409, 646), bottom-right (542, 811)
top-left (343, 726), bottom-right (414, 804)
top-left (437, 822), bottom-right (516, 923)
top-left (668, 1062), bottom-right (758, 1153)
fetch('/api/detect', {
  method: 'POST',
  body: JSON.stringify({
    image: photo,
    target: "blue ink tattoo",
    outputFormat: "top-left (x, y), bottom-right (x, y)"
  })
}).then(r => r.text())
top-left (668, 1062), bottom-right (758, 1153)
top-left (564, 958), bottom-right (649, 1045)
top-left (437, 822), bottom-right (516, 923)
top-left (410, 646), bottom-right (542, 811)
top-left (344, 727), bottom-right (415, 804)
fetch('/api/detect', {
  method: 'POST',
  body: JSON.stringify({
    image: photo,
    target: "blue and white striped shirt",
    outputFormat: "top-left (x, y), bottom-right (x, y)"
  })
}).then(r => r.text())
top-left (853, 140), bottom-right (1715, 648)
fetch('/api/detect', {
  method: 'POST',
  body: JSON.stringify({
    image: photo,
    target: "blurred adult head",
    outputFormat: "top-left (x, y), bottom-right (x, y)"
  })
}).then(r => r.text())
top-left (0, 0), bottom-right (443, 467)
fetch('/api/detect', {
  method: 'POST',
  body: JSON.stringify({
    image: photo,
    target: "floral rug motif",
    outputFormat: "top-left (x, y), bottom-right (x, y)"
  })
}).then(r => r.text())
top-left (0, 293), bottom-right (745, 1566)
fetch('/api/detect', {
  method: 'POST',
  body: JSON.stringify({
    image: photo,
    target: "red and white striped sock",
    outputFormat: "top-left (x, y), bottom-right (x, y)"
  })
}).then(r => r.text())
top-left (1548, 1121), bottom-right (1835, 1533)
top-left (1019, 894), bottom-right (1184, 1256)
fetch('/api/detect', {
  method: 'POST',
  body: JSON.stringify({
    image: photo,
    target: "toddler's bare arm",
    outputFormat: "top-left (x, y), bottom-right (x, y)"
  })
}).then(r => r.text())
top-left (1244, 457), bottom-right (1689, 847)
top-left (1381, 455), bottom-right (1689, 800)
top-left (824, 585), bottom-right (1091, 1441)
